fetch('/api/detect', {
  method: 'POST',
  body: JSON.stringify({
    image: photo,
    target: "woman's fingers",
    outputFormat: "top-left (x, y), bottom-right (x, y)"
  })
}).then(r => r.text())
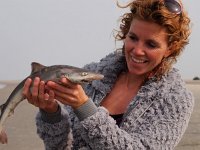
top-left (45, 77), bottom-right (88, 109)
top-left (38, 81), bottom-right (45, 100)
top-left (42, 91), bottom-right (58, 113)
top-left (32, 77), bottom-right (40, 97)
top-left (47, 80), bottom-right (74, 93)
top-left (47, 77), bottom-right (79, 94)
top-left (22, 78), bottom-right (32, 100)
top-left (22, 77), bottom-right (59, 113)
top-left (54, 94), bottom-right (76, 106)
top-left (60, 77), bottom-right (76, 87)
top-left (49, 90), bottom-right (55, 102)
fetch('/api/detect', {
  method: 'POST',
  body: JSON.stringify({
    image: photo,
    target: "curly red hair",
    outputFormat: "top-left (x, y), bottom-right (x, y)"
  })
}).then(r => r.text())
top-left (114, 0), bottom-right (191, 79)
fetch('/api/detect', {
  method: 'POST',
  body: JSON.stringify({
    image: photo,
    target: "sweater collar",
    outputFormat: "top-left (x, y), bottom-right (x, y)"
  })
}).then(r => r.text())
top-left (91, 52), bottom-right (127, 95)
top-left (90, 51), bottom-right (179, 99)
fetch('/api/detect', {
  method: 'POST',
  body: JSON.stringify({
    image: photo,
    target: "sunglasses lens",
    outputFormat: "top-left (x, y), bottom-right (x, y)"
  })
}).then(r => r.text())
top-left (164, 0), bottom-right (182, 14)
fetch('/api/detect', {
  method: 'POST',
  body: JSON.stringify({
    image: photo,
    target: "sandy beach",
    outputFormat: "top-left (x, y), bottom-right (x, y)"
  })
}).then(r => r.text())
top-left (0, 80), bottom-right (199, 150)
top-left (0, 81), bottom-right (44, 150)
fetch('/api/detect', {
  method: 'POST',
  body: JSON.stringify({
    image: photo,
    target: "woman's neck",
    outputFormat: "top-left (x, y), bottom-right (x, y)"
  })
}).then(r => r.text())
top-left (124, 72), bottom-right (146, 89)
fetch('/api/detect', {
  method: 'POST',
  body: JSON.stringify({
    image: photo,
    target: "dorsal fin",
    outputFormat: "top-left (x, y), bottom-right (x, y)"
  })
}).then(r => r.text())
top-left (31, 62), bottom-right (46, 74)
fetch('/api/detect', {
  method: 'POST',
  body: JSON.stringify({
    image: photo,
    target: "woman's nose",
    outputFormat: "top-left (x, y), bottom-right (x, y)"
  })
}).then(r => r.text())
top-left (132, 44), bottom-right (145, 55)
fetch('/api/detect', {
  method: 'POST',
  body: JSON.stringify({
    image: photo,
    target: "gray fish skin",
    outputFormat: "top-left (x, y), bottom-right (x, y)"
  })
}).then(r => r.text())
top-left (0, 62), bottom-right (104, 143)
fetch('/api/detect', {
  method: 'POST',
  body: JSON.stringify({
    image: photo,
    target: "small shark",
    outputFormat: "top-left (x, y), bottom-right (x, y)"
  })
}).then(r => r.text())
top-left (0, 62), bottom-right (104, 144)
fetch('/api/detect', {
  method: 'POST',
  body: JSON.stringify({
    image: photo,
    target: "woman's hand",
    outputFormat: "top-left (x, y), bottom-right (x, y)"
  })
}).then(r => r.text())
top-left (46, 77), bottom-right (89, 109)
top-left (22, 77), bottom-right (59, 113)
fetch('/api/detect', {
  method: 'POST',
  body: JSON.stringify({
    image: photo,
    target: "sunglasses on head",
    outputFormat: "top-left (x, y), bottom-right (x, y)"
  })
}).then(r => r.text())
top-left (131, 0), bottom-right (182, 15)
top-left (163, 0), bottom-right (182, 14)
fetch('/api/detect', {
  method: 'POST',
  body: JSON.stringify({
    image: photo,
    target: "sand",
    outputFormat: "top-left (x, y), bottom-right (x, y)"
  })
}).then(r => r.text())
top-left (0, 80), bottom-right (199, 150)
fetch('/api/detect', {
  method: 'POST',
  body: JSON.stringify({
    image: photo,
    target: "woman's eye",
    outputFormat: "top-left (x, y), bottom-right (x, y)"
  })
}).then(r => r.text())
top-left (129, 35), bottom-right (137, 41)
top-left (146, 41), bottom-right (158, 49)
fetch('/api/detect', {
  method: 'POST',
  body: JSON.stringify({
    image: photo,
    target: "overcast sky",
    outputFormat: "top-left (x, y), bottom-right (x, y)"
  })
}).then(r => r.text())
top-left (0, 0), bottom-right (199, 80)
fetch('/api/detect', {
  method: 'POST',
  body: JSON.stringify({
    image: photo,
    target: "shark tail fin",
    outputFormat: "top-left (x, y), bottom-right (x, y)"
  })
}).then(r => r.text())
top-left (0, 128), bottom-right (8, 144)
top-left (0, 103), bottom-right (8, 144)
top-left (0, 103), bottom-right (6, 116)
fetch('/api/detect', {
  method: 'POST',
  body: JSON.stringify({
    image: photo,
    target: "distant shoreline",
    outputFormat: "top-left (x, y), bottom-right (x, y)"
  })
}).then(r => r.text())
top-left (0, 84), bottom-right (6, 89)
top-left (0, 80), bottom-right (20, 85)
top-left (0, 80), bottom-right (19, 89)
top-left (185, 80), bottom-right (200, 85)
top-left (0, 79), bottom-right (200, 85)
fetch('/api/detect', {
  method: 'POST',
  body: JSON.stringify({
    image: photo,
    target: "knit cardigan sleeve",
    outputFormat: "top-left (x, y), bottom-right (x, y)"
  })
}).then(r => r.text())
top-left (77, 92), bottom-right (194, 150)
top-left (73, 78), bottom-right (194, 150)
top-left (35, 106), bottom-right (73, 150)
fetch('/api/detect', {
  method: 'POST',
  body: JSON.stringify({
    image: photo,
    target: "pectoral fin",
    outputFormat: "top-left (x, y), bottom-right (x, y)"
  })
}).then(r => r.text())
top-left (0, 103), bottom-right (6, 116)
top-left (8, 109), bottom-right (14, 117)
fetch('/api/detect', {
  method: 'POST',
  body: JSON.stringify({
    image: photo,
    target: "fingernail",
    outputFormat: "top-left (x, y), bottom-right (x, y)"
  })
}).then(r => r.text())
top-left (62, 77), bottom-right (67, 82)
top-left (34, 77), bottom-right (39, 81)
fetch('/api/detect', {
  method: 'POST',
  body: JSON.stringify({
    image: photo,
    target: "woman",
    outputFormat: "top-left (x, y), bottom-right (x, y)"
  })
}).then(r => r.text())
top-left (22, 0), bottom-right (194, 149)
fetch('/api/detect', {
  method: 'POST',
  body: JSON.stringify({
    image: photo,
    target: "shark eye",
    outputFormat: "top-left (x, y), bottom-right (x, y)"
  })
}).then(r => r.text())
top-left (81, 72), bottom-right (88, 76)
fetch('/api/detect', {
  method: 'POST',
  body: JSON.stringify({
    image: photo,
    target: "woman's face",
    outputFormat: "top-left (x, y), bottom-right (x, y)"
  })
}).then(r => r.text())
top-left (124, 19), bottom-right (171, 77)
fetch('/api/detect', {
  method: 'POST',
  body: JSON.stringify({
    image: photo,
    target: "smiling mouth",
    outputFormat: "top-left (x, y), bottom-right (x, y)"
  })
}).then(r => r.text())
top-left (131, 57), bottom-right (148, 63)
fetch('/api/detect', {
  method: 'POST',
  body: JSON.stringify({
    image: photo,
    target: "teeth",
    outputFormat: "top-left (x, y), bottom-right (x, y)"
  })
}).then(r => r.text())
top-left (131, 57), bottom-right (146, 63)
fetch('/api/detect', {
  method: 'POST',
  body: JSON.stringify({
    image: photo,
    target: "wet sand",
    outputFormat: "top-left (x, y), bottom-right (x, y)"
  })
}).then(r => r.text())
top-left (175, 80), bottom-right (200, 150)
top-left (0, 80), bottom-right (199, 150)
top-left (0, 82), bottom-right (44, 150)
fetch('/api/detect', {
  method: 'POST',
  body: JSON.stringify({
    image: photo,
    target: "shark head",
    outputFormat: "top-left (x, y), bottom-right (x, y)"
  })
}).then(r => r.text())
top-left (60, 67), bottom-right (104, 84)
top-left (30, 62), bottom-right (104, 84)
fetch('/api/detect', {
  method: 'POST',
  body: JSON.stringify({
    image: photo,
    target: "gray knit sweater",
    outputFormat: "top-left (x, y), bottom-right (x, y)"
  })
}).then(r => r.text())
top-left (36, 52), bottom-right (194, 150)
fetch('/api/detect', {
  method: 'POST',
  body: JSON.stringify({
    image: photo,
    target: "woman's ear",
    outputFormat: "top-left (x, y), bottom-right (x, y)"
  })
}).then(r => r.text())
top-left (164, 42), bottom-right (175, 57)
top-left (164, 49), bottom-right (172, 57)
top-left (165, 40), bottom-right (179, 58)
